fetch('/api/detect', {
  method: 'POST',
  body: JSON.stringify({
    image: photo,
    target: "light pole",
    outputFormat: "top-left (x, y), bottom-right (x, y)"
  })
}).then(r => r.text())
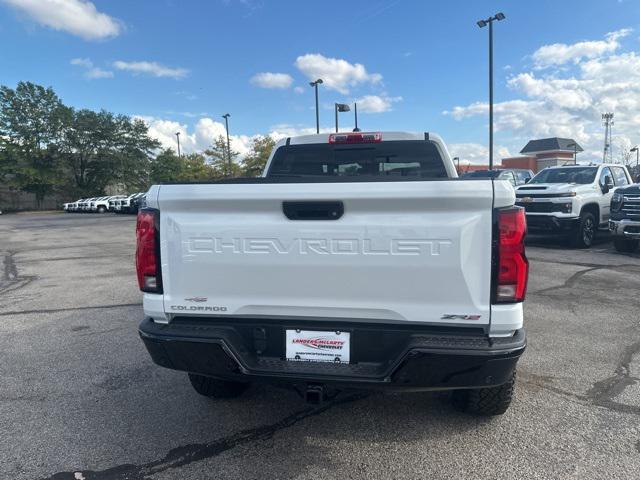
top-left (175, 132), bottom-right (181, 158)
top-left (222, 113), bottom-right (231, 174)
top-left (353, 103), bottom-right (361, 132)
top-left (477, 12), bottom-right (506, 170)
top-left (631, 146), bottom-right (639, 176)
top-left (309, 79), bottom-right (323, 134)
top-left (567, 142), bottom-right (579, 164)
top-left (334, 103), bottom-right (350, 133)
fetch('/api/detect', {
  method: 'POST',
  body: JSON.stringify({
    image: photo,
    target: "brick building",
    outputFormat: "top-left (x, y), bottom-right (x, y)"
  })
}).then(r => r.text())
top-left (502, 137), bottom-right (582, 173)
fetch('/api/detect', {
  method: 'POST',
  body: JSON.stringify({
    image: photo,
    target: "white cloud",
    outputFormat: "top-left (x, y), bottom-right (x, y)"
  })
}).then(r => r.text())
top-left (70, 57), bottom-right (113, 79)
top-left (85, 67), bottom-right (113, 79)
top-left (267, 124), bottom-right (334, 140)
top-left (444, 29), bottom-right (640, 163)
top-left (293, 86), bottom-right (305, 94)
top-left (113, 60), bottom-right (188, 79)
top-left (2, 0), bottom-right (121, 40)
top-left (448, 143), bottom-right (512, 165)
top-left (250, 72), bottom-right (293, 89)
top-left (354, 94), bottom-right (402, 113)
top-left (70, 57), bottom-right (92, 68)
top-left (532, 28), bottom-right (631, 69)
top-left (295, 53), bottom-right (382, 94)
top-left (137, 116), bottom-right (254, 158)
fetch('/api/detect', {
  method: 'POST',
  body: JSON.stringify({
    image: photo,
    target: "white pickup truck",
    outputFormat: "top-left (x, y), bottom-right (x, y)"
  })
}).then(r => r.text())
top-left (515, 164), bottom-right (632, 248)
top-left (137, 131), bottom-right (528, 415)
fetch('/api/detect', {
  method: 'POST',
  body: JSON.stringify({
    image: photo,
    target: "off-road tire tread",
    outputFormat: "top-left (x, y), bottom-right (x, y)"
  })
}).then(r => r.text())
top-left (452, 371), bottom-right (516, 416)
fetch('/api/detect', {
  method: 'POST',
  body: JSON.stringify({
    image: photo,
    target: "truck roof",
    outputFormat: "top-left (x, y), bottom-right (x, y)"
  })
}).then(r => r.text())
top-left (281, 131), bottom-right (445, 146)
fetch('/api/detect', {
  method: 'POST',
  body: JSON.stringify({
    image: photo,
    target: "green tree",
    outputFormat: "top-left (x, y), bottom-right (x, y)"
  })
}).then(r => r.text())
top-left (204, 135), bottom-right (242, 178)
top-left (60, 109), bottom-right (160, 196)
top-left (242, 135), bottom-right (275, 177)
top-left (0, 82), bottom-right (69, 206)
top-left (150, 148), bottom-right (183, 184)
top-left (179, 153), bottom-right (216, 181)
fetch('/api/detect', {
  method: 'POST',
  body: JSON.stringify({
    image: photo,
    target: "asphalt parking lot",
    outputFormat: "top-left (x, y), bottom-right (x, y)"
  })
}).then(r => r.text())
top-left (1, 212), bottom-right (639, 480)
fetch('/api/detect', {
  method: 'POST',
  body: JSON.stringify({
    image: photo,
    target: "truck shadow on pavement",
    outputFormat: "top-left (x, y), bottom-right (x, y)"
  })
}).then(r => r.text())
top-left (42, 385), bottom-right (483, 480)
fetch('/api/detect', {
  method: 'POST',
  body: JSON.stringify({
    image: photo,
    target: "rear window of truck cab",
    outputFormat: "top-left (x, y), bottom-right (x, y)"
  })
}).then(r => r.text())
top-left (267, 140), bottom-right (448, 180)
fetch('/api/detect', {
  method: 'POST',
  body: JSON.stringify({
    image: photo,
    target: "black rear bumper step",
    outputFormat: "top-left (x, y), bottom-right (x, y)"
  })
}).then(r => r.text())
top-left (139, 317), bottom-right (525, 390)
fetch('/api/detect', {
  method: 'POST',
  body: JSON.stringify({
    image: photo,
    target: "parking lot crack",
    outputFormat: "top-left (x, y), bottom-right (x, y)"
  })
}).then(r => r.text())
top-left (0, 251), bottom-right (37, 296)
top-left (585, 340), bottom-right (640, 417)
top-left (531, 266), bottom-right (602, 296)
top-left (41, 392), bottom-right (368, 480)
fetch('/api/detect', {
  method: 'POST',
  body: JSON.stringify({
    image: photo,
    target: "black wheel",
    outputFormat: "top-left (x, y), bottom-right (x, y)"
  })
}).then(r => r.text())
top-left (613, 237), bottom-right (639, 253)
top-left (97, 206), bottom-right (106, 213)
top-left (571, 211), bottom-right (596, 248)
top-left (452, 371), bottom-right (516, 416)
top-left (188, 373), bottom-right (249, 399)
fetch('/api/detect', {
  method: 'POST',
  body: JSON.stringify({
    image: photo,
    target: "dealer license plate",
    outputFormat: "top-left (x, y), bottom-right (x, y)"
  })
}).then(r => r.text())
top-left (285, 329), bottom-right (350, 363)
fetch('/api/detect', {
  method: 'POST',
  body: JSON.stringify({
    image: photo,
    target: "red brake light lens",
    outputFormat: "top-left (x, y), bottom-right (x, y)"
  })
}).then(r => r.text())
top-left (328, 132), bottom-right (382, 144)
top-left (136, 208), bottom-right (162, 293)
top-left (495, 207), bottom-right (528, 303)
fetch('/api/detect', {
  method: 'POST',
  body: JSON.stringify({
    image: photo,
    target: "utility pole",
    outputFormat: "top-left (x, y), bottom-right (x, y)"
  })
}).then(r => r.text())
top-left (175, 132), bottom-right (181, 158)
top-left (631, 146), bottom-right (639, 176)
top-left (353, 103), bottom-right (360, 132)
top-left (222, 113), bottom-right (231, 174)
top-left (602, 113), bottom-right (614, 163)
top-left (334, 103), bottom-right (350, 133)
top-left (309, 79), bottom-right (323, 134)
top-left (477, 12), bottom-right (506, 170)
top-left (567, 142), bottom-right (579, 164)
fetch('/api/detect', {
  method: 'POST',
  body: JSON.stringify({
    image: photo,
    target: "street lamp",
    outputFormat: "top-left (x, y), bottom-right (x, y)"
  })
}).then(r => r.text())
top-left (631, 146), bottom-right (639, 176)
top-left (175, 132), bottom-right (181, 158)
top-left (477, 12), bottom-right (506, 170)
top-left (353, 102), bottom-right (361, 132)
top-left (222, 113), bottom-right (231, 174)
top-left (567, 142), bottom-right (579, 164)
top-left (309, 79), bottom-right (323, 134)
top-left (334, 103), bottom-right (350, 133)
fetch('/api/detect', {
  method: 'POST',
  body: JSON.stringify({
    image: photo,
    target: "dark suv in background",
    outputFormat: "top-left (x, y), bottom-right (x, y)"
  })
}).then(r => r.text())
top-left (610, 183), bottom-right (640, 252)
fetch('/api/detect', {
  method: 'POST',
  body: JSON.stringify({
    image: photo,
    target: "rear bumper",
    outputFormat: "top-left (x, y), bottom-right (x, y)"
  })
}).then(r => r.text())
top-left (139, 317), bottom-right (526, 391)
top-left (525, 214), bottom-right (578, 232)
top-left (609, 219), bottom-right (640, 238)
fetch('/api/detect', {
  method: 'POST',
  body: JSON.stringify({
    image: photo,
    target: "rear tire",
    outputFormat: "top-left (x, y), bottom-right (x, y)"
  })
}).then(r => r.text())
top-left (571, 211), bottom-right (596, 248)
top-left (452, 371), bottom-right (516, 416)
top-left (188, 373), bottom-right (249, 399)
top-left (613, 237), bottom-right (639, 253)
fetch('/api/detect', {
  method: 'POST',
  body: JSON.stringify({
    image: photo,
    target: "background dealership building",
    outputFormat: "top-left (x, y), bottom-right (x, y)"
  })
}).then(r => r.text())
top-left (502, 137), bottom-right (583, 173)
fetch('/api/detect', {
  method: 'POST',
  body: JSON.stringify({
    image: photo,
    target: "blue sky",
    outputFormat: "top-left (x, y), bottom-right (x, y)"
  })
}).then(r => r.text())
top-left (1, 0), bottom-right (639, 163)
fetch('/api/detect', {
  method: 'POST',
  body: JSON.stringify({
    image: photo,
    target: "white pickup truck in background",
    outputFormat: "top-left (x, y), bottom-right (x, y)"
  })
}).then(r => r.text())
top-left (515, 164), bottom-right (632, 248)
top-left (136, 131), bottom-right (528, 415)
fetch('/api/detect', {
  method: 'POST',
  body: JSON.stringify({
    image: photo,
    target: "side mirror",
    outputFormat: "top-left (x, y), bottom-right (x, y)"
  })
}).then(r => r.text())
top-left (603, 175), bottom-right (614, 193)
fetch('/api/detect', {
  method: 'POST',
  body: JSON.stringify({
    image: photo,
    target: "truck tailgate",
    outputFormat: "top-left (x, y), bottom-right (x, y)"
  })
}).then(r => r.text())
top-left (157, 180), bottom-right (496, 327)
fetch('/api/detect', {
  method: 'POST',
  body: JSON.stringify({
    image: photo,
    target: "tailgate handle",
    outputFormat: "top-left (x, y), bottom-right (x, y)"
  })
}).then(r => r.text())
top-left (282, 201), bottom-right (344, 220)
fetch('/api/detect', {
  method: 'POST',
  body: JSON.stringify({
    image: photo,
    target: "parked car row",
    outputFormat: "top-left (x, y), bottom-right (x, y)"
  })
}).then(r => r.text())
top-left (460, 168), bottom-right (534, 186)
top-left (517, 163), bottom-right (639, 252)
top-left (63, 192), bottom-right (146, 214)
top-left (462, 164), bottom-right (639, 253)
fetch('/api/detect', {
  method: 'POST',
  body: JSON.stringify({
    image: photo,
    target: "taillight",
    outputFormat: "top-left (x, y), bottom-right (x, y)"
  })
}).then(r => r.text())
top-left (494, 207), bottom-right (528, 303)
top-left (136, 208), bottom-right (162, 293)
top-left (328, 132), bottom-right (382, 144)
